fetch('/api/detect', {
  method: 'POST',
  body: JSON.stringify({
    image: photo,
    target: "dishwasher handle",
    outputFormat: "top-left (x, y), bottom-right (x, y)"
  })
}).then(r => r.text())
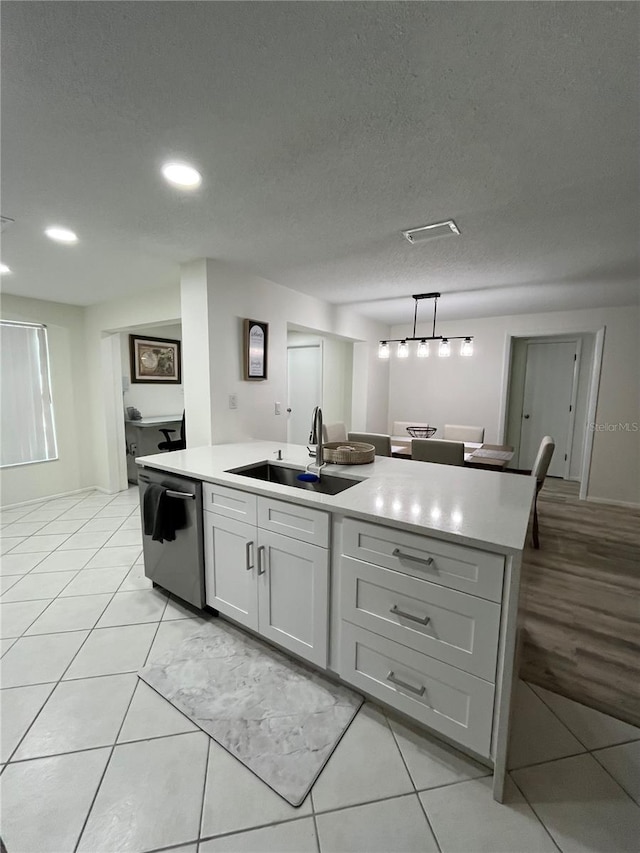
top-left (137, 473), bottom-right (195, 500)
top-left (165, 490), bottom-right (196, 500)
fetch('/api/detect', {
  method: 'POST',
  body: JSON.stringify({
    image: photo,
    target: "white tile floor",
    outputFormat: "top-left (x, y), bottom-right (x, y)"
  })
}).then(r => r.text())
top-left (1, 487), bottom-right (640, 853)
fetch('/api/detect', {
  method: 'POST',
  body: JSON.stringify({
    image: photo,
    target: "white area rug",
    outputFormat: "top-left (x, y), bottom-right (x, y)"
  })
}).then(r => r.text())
top-left (139, 619), bottom-right (363, 806)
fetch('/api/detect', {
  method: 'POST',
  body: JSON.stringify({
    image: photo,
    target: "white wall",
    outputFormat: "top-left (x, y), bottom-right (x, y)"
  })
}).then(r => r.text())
top-left (388, 305), bottom-right (640, 505)
top-left (120, 323), bottom-right (184, 417)
top-left (85, 285), bottom-right (182, 492)
top-left (181, 259), bottom-right (389, 447)
top-left (0, 295), bottom-right (92, 505)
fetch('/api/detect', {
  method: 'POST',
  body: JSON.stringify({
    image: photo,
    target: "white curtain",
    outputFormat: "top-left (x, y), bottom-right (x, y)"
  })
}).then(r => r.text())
top-left (1, 321), bottom-right (58, 467)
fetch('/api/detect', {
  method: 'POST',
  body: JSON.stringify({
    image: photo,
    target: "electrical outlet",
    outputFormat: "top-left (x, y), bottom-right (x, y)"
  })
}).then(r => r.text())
top-left (274, 402), bottom-right (281, 415)
top-left (229, 394), bottom-right (238, 410)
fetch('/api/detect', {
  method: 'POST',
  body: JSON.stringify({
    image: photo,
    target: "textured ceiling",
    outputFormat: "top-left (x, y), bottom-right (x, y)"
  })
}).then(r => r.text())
top-left (1, 2), bottom-right (638, 323)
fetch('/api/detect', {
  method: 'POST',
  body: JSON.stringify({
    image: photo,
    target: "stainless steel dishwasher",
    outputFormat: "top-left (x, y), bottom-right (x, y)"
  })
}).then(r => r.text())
top-left (138, 467), bottom-right (205, 608)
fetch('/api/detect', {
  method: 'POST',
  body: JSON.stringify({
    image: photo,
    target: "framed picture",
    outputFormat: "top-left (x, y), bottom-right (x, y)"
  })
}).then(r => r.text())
top-left (243, 319), bottom-right (268, 380)
top-left (129, 335), bottom-right (181, 384)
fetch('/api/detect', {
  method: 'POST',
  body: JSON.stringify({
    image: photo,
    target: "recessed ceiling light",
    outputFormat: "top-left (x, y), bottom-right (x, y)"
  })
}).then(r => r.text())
top-left (161, 161), bottom-right (202, 189)
top-left (45, 226), bottom-right (78, 244)
top-left (0, 263), bottom-right (11, 274)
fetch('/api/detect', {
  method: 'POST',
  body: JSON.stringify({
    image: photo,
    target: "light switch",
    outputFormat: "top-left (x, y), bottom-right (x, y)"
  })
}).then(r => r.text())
top-left (274, 402), bottom-right (281, 415)
top-left (229, 394), bottom-right (238, 410)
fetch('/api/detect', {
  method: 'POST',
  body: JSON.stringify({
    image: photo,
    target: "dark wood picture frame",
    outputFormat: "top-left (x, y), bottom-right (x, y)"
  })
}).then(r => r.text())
top-left (129, 335), bottom-right (182, 384)
top-left (243, 319), bottom-right (268, 381)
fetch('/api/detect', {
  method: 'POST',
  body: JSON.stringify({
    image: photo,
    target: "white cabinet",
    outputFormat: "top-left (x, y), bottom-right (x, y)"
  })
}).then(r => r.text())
top-left (258, 497), bottom-right (329, 547)
top-left (340, 622), bottom-right (495, 755)
top-left (342, 518), bottom-right (504, 602)
top-left (203, 482), bottom-right (257, 524)
top-left (340, 556), bottom-right (500, 681)
top-left (257, 530), bottom-right (328, 665)
top-left (338, 517), bottom-right (509, 762)
top-left (204, 513), bottom-right (258, 631)
top-left (204, 491), bottom-right (329, 667)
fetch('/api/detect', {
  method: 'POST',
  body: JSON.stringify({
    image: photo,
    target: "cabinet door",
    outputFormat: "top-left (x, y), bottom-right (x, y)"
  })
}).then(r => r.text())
top-left (204, 512), bottom-right (258, 630)
top-left (257, 530), bottom-right (328, 667)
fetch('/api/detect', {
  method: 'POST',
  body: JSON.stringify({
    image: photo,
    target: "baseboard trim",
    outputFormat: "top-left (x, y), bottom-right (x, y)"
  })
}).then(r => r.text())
top-left (1, 484), bottom-right (122, 511)
top-left (585, 495), bottom-right (640, 509)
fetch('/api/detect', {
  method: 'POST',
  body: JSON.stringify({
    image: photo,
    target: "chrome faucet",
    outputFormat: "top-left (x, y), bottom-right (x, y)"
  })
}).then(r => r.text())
top-left (309, 406), bottom-right (325, 469)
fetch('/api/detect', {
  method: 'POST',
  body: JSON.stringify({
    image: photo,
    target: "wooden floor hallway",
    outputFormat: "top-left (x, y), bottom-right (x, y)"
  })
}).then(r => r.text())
top-left (519, 478), bottom-right (640, 726)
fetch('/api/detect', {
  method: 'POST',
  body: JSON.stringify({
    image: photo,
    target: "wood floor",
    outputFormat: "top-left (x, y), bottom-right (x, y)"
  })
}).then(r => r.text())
top-left (519, 477), bottom-right (640, 727)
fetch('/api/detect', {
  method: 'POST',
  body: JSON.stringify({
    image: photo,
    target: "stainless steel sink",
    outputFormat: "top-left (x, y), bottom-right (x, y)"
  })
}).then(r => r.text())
top-left (225, 462), bottom-right (361, 495)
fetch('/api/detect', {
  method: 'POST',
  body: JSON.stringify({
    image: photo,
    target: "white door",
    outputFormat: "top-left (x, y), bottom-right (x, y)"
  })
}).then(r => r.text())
top-left (287, 345), bottom-right (322, 445)
top-left (519, 341), bottom-right (577, 477)
top-left (204, 513), bottom-right (258, 630)
top-left (256, 529), bottom-right (329, 667)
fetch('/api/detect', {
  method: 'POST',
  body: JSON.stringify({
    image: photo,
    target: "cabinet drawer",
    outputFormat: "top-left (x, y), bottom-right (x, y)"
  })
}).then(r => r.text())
top-left (257, 497), bottom-right (329, 548)
top-left (340, 557), bottom-right (500, 681)
top-left (203, 483), bottom-right (257, 524)
top-left (340, 622), bottom-right (494, 757)
top-left (342, 519), bottom-right (504, 602)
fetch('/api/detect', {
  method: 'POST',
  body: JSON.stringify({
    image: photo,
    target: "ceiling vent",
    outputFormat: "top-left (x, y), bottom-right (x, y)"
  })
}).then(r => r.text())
top-left (402, 219), bottom-right (460, 244)
top-left (0, 216), bottom-right (15, 233)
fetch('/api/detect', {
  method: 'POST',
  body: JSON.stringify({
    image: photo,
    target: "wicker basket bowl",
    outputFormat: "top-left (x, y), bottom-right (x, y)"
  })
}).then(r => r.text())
top-left (406, 426), bottom-right (437, 439)
top-left (323, 441), bottom-right (376, 465)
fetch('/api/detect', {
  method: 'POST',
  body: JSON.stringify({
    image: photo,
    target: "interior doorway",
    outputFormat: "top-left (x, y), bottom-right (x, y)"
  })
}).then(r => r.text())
top-left (519, 339), bottom-right (580, 477)
top-left (287, 344), bottom-right (322, 445)
top-left (286, 328), bottom-right (354, 446)
top-left (505, 335), bottom-right (593, 480)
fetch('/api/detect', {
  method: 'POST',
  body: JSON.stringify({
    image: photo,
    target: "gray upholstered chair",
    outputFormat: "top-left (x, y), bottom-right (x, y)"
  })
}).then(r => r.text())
top-left (443, 424), bottom-right (485, 443)
top-left (411, 438), bottom-right (464, 466)
top-left (347, 432), bottom-right (392, 457)
top-left (322, 422), bottom-right (348, 443)
top-left (530, 435), bottom-right (555, 549)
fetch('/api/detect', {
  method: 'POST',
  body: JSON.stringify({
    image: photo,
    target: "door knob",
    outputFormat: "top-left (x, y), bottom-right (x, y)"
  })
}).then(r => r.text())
top-left (523, 414), bottom-right (530, 419)
top-left (286, 408), bottom-right (292, 413)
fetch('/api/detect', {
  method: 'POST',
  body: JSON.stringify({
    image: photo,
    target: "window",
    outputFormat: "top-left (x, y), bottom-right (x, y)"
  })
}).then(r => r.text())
top-left (1, 320), bottom-right (58, 467)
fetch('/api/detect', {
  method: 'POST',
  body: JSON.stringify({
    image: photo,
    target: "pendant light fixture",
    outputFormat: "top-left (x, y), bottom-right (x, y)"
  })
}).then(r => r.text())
top-left (378, 292), bottom-right (474, 359)
top-left (460, 337), bottom-right (474, 357)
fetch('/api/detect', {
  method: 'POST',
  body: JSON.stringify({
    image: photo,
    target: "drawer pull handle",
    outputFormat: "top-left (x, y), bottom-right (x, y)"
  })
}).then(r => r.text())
top-left (245, 541), bottom-right (254, 571)
top-left (390, 604), bottom-right (430, 626)
top-left (386, 670), bottom-right (426, 698)
top-left (392, 548), bottom-right (434, 567)
top-left (257, 545), bottom-right (266, 575)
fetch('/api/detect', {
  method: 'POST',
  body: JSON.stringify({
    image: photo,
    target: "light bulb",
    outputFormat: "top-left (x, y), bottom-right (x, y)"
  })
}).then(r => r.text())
top-left (438, 338), bottom-right (451, 358)
top-left (45, 226), bottom-right (78, 243)
top-left (461, 337), bottom-right (473, 357)
top-left (417, 340), bottom-right (429, 358)
top-left (161, 161), bottom-right (202, 188)
top-left (0, 263), bottom-right (11, 274)
top-left (397, 340), bottom-right (409, 358)
top-left (378, 341), bottom-right (390, 359)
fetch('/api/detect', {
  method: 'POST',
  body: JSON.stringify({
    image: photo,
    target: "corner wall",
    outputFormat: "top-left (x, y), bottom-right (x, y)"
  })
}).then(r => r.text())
top-left (181, 260), bottom-right (389, 446)
top-left (85, 285), bottom-right (182, 492)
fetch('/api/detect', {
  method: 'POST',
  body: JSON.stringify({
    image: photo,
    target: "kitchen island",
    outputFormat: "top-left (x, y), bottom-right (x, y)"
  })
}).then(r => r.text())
top-left (136, 440), bottom-right (535, 802)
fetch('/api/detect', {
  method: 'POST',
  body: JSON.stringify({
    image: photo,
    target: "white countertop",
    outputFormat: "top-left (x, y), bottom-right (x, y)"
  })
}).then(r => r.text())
top-left (136, 441), bottom-right (536, 555)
